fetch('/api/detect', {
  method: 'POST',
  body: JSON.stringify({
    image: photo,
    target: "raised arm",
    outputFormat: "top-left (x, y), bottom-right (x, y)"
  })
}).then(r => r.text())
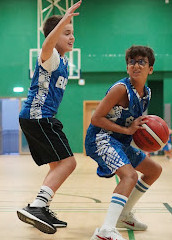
top-left (41, 0), bottom-right (82, 62)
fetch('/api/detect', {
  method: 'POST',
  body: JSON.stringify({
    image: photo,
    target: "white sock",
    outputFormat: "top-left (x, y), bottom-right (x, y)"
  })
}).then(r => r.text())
top-left (100, 193), bottom-right (128, 230)
top-left (121, 178), bottom-right (150, 215)
top-left (30, 186), bottom-right (54, 208)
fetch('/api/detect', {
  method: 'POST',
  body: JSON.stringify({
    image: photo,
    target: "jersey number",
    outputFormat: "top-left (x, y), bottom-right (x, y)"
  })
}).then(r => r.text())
top-left (125, 116), bottom-right (134, 127)
top-left (55, 76), bottom-right (67, 90)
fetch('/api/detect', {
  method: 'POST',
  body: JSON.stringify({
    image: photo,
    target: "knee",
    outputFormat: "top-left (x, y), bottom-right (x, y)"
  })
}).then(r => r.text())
top-left (154, 163), bottom-right (162, 179)
top-left (68, 157), bottom-right (77, 173)
top-left (72, 158), bottom-right (77, 170)
top-left (128, 171), bottom-right (138, 184)
top-left (120, 170), bottom-right (138, 187)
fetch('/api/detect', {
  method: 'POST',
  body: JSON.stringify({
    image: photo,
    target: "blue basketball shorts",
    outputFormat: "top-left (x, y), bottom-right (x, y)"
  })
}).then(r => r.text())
top-left (85, 131), bottom-right (146, 178)
top-left (163, 143), bottom-right (172, 151)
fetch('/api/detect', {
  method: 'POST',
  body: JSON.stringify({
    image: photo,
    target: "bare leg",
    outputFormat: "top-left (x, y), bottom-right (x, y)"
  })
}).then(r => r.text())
top-left (100, 164), bottom-right (137, 232)
top-left (116, 156), bottom-right (162, 231)
top-left (114, 164), bottom-right (138, 197)
top-left (17, 158), bottom-right (76, 234)
top-left (43, 156), bottom-right (76, 192)
top-left (164, 150), bottom-right (172, 159)
top-left (135, 156), bottom-right (162, 185)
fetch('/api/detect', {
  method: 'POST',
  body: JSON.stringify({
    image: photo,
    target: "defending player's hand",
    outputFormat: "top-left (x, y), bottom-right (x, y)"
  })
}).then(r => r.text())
top-left (62, 0), bottom-right (82, 24)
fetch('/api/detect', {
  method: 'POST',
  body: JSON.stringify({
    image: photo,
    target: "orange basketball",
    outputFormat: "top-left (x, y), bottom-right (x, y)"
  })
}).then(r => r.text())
top-left (133, 115), bottom-right (169, 152)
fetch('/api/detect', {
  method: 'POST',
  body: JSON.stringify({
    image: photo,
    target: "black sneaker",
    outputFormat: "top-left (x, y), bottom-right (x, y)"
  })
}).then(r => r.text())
top-left (17, 204), bottom-right (56, 234)
top-left (45, 207), bottom-right (67, 228)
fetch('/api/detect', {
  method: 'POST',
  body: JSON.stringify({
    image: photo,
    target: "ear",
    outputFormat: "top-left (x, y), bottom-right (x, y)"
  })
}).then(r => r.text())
top-left (127, 65), bottom-right (129, 74)
top-left (148, 66), bottom-right (153, 75)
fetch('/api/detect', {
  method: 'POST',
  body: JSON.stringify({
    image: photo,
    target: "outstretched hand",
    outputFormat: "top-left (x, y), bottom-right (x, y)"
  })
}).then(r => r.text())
top-left (62, 0), bottom-right (82, 24)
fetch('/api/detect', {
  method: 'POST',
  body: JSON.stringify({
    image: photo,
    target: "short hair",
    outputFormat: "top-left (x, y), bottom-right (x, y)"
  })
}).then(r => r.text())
top-left (125, 45), bottom-right (155, 66)
top-left (43, 15), bottom-right (63, 38)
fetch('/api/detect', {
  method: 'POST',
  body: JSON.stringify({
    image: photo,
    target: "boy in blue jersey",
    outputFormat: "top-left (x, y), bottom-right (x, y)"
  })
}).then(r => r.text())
top-left (17, 0), bottom-right (82, 234)
top-left (85, 45), bottom-right (162, 240)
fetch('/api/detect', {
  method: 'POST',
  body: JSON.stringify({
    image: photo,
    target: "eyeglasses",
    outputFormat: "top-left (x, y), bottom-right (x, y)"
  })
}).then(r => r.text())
top-left (128, 59), bottom-right (148, 67)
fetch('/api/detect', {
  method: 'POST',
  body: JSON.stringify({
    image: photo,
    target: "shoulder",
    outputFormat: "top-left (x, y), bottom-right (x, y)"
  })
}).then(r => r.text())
top-left (107, 79), bottom-right (128, 96)
top-left (109, 83), bottom-right (126, 93)
top-left (103, 82), bottom-right (127, 107)
top-left (38, 48), bottom-right (60, 72)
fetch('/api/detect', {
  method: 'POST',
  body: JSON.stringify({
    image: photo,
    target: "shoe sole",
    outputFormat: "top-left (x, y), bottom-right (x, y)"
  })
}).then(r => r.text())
top-left (53, 224), bottom-right (67, 228)
top-left (90, 236), bottom-right (99, 240)
top-left (90, 228), bottom-right (99, 240)
top-left (116, 222), bottom-right (147, 231)
top-left (17, 210), bottom-right (56, 234)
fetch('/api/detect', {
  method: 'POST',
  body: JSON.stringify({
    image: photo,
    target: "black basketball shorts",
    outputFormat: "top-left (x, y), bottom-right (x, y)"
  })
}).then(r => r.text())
top-left (19, 117), bottom-right (73, 166)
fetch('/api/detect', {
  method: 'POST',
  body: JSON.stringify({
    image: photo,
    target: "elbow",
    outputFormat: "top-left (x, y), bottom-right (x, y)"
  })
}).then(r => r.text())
top-left (91, 116), bottom-right (99, 127)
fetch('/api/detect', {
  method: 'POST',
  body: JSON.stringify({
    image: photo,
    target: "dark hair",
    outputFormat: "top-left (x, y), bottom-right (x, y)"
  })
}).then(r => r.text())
top-left (125, 45), bottom-right (155, 66)
top-left (43, 15), bottom-right (63, 38)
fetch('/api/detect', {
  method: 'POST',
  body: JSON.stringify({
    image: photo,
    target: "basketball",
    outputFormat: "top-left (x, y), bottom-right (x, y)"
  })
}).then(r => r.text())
top-left (133, 115), bottom-right (169, 152)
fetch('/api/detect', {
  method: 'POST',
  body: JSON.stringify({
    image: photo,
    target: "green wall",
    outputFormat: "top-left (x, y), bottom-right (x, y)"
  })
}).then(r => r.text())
top-left (75, 0), bottom-right (172, 72)
top-left (1, 0), bottom-right (172, 152)
top-left (0, 0), bottom-right (37, 97)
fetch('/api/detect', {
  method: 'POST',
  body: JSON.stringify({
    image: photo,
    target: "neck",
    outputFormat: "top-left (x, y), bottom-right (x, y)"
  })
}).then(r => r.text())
top-left (130, 78), bottom-right (145, 97)
top-left (55, 46), bottom-right (65, 57)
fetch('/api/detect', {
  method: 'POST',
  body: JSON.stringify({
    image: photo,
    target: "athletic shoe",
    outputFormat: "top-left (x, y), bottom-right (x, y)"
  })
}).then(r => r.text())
top-left (45, 207), bottom-right (67, 228)
top-left (116, 212), bottom-right (147, 231)
top-left (90, 227), bottom-right (126, 240)
top-left (17, 204), bottom-right (56, 234)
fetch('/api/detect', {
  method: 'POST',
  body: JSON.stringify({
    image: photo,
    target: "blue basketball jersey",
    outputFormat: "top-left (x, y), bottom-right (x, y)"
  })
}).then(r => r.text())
top-left (86, 77), bottom-right (151, 146)
top-left (20, 49), bottom-right (68, 119)
top-left (85, 77), bottom-right (151, 177)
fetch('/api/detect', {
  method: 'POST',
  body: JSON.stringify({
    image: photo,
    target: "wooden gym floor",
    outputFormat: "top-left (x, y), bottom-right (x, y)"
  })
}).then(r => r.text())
top-left (0, 153), bottom-right (171, 240)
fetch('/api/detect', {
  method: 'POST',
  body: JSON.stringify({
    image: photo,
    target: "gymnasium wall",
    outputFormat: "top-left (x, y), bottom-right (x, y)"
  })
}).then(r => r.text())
top-left (76, 0), bottom-right (172, 72)
top-left (0, 0), bottom-right (172, 152)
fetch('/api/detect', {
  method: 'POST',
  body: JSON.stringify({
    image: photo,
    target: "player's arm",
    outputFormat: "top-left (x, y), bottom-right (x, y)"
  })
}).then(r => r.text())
top-left (41, 0), bottom-right (82, 62)
top-left (91, 85), bottom-right (146, 135)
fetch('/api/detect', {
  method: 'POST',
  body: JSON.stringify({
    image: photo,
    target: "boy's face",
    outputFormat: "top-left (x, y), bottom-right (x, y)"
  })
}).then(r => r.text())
top-left (127, 56), bottom-right (153, 82)
top-left (55, 24), bottom-right (75, 56)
